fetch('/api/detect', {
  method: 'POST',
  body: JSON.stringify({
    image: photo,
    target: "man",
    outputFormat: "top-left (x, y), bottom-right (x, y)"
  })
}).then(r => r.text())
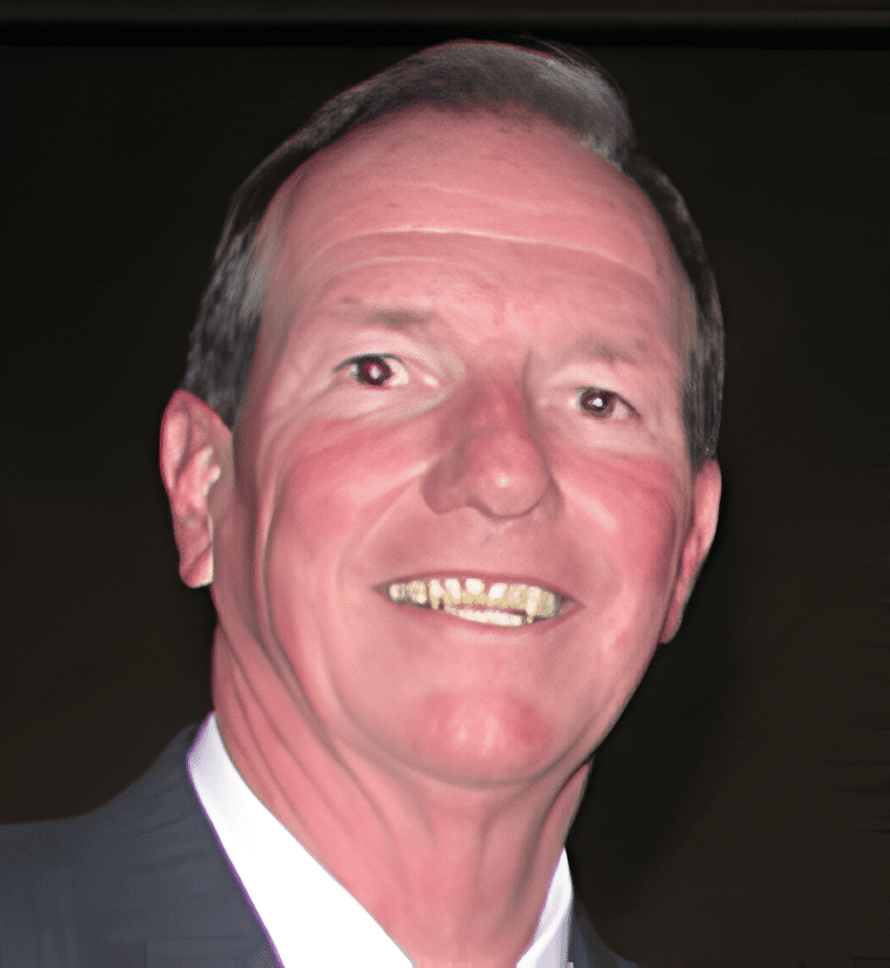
top-left (1, 41), bottom-right (722, 968)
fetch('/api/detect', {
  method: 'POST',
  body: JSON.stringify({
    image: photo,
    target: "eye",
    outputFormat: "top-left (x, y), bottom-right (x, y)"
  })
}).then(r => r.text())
top-left (578, 387), bottom-right (621, 417)
top-left (341, 354), bottom-right (408, 387)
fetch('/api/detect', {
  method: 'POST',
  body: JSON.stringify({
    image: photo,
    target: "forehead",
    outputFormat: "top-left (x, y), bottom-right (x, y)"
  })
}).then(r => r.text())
top-left (258, 108), bottom-right (692, 352)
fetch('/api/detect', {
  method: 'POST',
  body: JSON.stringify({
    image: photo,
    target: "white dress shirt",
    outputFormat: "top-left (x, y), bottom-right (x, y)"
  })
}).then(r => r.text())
top-left (188, 714), bottom-right (573, 968)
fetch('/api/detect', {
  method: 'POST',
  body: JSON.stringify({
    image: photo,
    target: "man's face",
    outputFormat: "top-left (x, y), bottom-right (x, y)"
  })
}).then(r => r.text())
top-left (206, 109), bottom-right (720, 787)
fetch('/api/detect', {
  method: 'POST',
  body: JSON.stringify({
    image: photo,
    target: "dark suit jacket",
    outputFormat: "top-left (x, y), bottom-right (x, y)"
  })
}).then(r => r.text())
top-left (0, 726), bottom-right (636, 968)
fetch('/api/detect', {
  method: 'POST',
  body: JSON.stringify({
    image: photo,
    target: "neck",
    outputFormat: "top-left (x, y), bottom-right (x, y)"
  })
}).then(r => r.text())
top-left (212, 641), bottom-right (590, 968)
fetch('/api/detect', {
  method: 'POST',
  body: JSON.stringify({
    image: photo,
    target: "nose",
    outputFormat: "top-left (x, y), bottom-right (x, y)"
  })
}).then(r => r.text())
top-left (421, 381), bottom-right (554, 520)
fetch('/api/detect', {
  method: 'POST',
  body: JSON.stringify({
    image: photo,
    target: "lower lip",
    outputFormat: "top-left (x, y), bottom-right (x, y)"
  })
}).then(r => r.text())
top-left (378, 594), bottom-right (576, 633)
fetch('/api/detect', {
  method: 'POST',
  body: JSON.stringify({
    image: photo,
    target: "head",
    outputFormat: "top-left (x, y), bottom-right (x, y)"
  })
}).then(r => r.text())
top-left (161, 42), bottom-right (722, 789)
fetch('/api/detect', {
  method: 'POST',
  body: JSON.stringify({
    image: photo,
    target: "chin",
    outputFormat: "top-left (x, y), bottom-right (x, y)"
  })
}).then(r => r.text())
top-left (401, 690), bottom-right (561, 786)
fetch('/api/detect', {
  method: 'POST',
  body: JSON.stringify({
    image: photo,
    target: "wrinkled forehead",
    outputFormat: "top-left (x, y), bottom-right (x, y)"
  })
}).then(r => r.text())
top-left (257, 107), bottom-right (694, 352)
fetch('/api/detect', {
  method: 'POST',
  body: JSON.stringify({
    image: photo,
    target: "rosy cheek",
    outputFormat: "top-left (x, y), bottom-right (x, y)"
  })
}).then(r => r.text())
top-left (553, 451), bottom-right (688, 664)
top-left (619, 484), bottom-right (683, 582)
top-left (256, 417), bottom-right (430, 578)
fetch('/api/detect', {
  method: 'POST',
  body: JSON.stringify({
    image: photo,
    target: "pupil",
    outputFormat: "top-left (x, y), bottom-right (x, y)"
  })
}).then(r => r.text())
top-left (358, 356), bottom-right (391, 385)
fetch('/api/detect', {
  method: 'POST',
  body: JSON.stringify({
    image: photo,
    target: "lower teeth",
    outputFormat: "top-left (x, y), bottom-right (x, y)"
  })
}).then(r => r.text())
top-left (443, 606), bottom-right (527, 627)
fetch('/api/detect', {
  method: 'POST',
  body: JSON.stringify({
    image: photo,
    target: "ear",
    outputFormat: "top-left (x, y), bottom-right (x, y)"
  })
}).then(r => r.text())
top-left (660, 458), bottom-right (722, 643)
top-left (160, 389), bottom-right (232, 588)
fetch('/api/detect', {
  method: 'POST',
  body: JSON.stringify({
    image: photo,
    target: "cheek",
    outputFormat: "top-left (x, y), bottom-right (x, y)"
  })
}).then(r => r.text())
top-left (567, 447), bottom-right (686, 562)
top-left (618, 485), bottom-right (684, 586)
top-left (558, 449), bottom-right (690, 648)
top-left (266, 417), bottom-right (430, 560)
top-left (259, 417), bottom-right (434, 672)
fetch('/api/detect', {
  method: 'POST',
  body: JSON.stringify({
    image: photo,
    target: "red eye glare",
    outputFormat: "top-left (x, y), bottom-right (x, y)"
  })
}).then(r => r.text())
top-left (354, 356), bottom-right (392, 386)
top-left (579, 388), bottom-right (617, 416)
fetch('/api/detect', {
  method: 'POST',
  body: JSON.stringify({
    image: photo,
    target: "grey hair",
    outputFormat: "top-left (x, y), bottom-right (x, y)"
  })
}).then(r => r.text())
top-left (182, 40), bottom-right (723, 465)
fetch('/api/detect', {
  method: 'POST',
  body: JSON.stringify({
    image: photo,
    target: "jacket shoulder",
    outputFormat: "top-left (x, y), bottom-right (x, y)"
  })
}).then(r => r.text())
top-left (0, 725), bottom-right (270, 967)
top-left (569, 900), bottom-right (639, 968)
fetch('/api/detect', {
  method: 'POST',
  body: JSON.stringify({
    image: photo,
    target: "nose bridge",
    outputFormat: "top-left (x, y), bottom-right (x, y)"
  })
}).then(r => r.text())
top-left (421, 369), bottom-right (554, 520)
top-left (472, 374), bottom-right (537, 442)
top-left (461, 369), bottom-right (516, 427)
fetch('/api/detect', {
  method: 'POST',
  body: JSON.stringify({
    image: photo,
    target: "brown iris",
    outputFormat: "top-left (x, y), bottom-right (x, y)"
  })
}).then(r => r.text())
top-left (579, 388), bottom-right (617, 417)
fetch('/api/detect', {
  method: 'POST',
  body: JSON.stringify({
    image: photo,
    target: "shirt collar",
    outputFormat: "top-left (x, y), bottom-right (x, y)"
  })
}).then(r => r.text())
top-left (188, 713), bottom-right (572, 968)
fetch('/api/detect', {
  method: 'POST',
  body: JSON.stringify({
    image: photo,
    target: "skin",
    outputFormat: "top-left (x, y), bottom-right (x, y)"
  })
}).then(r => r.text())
top-left (161, 108), bottom-right (721, 968)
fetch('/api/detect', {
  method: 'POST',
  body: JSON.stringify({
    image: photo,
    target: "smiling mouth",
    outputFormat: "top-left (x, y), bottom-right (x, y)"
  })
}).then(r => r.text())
top-left (383, 577), bottom-right (562, 627)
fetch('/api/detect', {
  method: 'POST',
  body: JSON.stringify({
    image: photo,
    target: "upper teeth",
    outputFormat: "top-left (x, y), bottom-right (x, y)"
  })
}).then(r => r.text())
top-left (386, 577), bottom-right (561, 625)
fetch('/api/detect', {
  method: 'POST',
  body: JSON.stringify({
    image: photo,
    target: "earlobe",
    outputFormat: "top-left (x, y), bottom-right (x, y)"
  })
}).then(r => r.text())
top-left (660, 458), bottom-right (722, 643)
top-left (160, 389), bottom-right (232, 588)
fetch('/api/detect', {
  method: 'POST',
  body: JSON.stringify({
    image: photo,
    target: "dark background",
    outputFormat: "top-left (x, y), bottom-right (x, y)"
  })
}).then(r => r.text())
top-left (1, 23), bottom-right (888, 968)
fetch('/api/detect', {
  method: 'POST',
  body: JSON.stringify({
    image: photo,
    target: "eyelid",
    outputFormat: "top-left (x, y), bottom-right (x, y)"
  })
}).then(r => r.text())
top-left (335, 352), bottom-right (398, 371)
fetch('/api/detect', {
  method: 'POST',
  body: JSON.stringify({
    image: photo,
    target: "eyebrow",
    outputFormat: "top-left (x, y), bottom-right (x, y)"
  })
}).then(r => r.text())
top-left (338, 304), bottom-right (434, 331)
top-left (336, 303), bottom-right (655, 364)
top-left (566, 334), bottom-right (652, 365)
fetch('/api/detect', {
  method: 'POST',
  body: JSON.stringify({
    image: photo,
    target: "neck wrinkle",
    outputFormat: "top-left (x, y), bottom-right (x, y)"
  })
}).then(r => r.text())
top-left (211, 631), bottom-right (587, 968)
